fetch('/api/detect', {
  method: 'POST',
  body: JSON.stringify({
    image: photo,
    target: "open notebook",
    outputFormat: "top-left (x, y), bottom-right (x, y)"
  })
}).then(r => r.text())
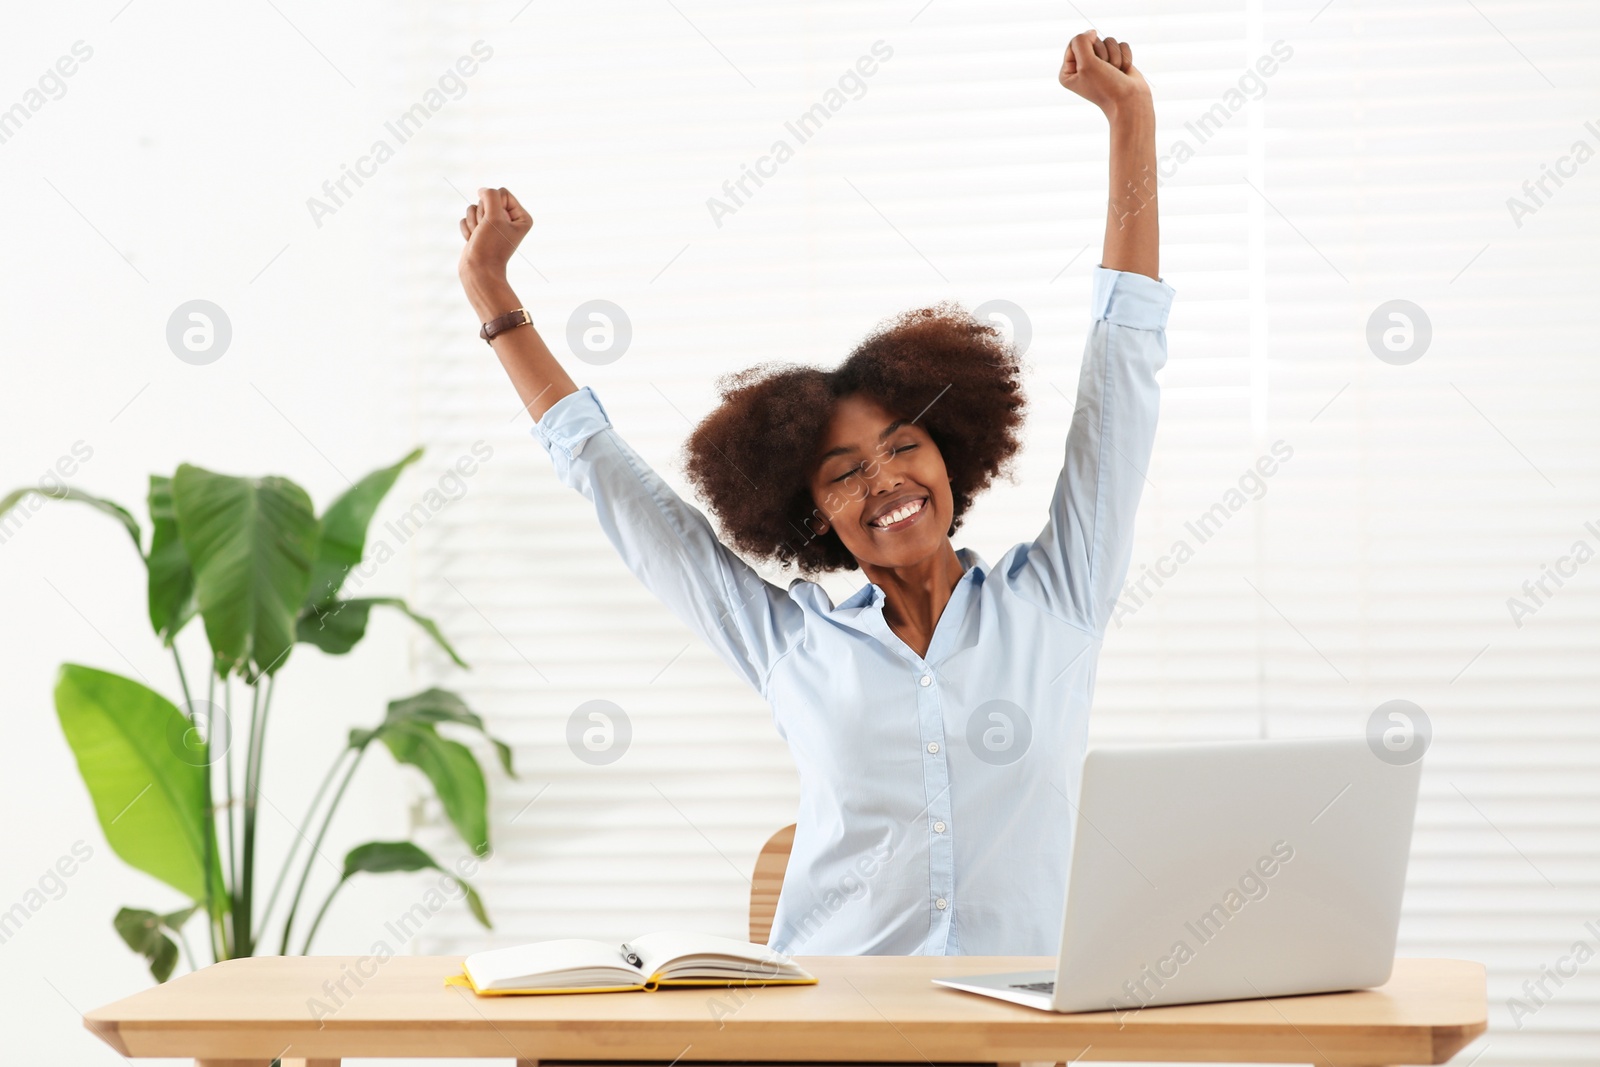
top-left (443, 931), bottom-right (817, 995)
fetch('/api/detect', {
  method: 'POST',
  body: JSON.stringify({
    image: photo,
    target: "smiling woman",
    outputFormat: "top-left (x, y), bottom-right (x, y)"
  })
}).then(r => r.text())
top-left (681, 303), bottom-right (1025, 576)
top-left (457, 28), bottom-right (1173, 956)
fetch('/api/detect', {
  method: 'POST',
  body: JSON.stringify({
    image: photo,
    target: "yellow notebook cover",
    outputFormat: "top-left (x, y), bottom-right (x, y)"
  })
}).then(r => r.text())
top-left (443, 967), bottom-right (819, 996)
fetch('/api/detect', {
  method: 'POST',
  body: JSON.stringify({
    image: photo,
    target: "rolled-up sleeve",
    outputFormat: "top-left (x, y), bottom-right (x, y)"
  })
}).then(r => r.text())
top-left (532, 386), bottom-right (801, 694)
top-left (1007, 266), bottom-right (1174, 635)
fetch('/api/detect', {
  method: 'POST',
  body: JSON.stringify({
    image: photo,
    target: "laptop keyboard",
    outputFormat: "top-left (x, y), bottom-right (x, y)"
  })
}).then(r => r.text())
top-left (1009, 980), bottom-right (1056, 993)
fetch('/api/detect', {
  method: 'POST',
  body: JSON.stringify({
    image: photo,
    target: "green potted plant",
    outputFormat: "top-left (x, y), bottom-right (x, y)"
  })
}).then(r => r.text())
top-left (2, 449), bottom-right (514, 980)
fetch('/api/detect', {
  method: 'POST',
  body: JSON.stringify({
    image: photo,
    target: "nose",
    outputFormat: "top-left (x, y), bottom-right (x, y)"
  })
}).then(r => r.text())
top-left (865, 461), bottom-right (904, 496)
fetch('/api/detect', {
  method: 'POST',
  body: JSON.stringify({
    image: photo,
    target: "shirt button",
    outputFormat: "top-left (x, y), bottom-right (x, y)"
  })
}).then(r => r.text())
top-left (919, 674), bottom-right (932, 687)
top-left (935, 898), bottom-right (948, 910)
top-left (927, 742), bottom-right (939, 754)
top-left (934, 820), bottom-right (946, 833)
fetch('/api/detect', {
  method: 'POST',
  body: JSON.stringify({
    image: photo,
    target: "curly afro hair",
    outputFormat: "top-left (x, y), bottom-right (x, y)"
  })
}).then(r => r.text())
top-left (683, 300), bottom-right (1027, 574)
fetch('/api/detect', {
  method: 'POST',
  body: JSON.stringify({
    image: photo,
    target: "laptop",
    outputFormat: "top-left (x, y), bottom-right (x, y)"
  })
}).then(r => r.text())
top-left (933, 736), bottom-right (1423, 1013)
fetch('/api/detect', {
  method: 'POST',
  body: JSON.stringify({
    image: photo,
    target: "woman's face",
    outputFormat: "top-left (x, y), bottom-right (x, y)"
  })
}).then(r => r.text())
top-left (807, 393), bottom-right (955, 571)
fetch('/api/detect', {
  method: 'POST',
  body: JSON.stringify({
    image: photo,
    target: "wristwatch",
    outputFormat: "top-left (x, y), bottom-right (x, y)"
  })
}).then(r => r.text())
top-left (480, 307), bottom-right (533, 344)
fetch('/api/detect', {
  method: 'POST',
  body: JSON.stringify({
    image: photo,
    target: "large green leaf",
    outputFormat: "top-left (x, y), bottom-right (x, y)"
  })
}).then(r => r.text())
top-left (341, 841), bottom-right (489, 928)
top-left (383, 688), bottom-right (513, 777)
top-left (296, 596), bottom-right (467, 668)
top-left (55, 666), bottom-right (215, 900)
top-left (307, 448), bottom-right (423, 607)
top-left (172, 464), bottom-right (319, 680)
top-left (0, 485), bottom-right (141, 553)
top-left (378, 722), bottom-right (489, 855)
top-left (146, 475), bottom-right (197, 645)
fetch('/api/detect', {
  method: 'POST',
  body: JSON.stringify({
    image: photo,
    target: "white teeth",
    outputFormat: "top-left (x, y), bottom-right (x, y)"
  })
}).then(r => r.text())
top-left (872, 498), bottom-right (925, 528)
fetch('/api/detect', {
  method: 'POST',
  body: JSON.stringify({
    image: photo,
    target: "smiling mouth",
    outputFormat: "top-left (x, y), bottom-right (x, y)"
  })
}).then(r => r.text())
top-left (869, 496), bottom-right (928, 530)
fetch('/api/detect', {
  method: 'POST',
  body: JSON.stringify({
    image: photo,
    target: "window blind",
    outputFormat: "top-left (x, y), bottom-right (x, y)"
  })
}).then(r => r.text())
top-left (387, 4), bottom-right (1599, 1063)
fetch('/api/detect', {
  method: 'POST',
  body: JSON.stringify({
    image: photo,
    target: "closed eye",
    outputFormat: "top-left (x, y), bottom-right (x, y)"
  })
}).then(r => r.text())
top-left (829, 443), bottom-right (918, 483)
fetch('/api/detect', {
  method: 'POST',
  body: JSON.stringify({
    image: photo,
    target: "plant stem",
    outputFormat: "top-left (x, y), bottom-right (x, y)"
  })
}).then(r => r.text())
top-left (206, 668), bottom-right (228, 959)
top-left (238, 676), bottom-right (271, 957)
top-left (299, 878), bottom-right (348, 955)
top-left (171, 645), bottom-right (195, 712)
top-left (175, 924), bottom-right (198, 974)
top-left (255, 746), bottom-right (347, 947)
top-left (223, 676), bottom-right (240, 953)
top-left (200, 763), bottom-right (222, 961)
top-left (173, 646), bottom-right (221, 963)
top-left (278, 744), bottom-right (367, 955)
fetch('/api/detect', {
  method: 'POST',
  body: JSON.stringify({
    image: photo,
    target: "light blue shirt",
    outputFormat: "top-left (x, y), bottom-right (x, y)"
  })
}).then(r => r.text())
top-left (531, 266), bottom-right (1174, 956)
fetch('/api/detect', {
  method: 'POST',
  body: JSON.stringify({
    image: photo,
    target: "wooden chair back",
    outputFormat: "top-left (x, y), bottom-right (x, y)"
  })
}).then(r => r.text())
top-left (748, 823), bottom-right (795, 944)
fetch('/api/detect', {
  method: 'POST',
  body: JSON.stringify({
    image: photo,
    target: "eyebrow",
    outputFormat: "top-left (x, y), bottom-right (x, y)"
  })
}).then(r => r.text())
top-left (818, 419), bottom-right (910, 461)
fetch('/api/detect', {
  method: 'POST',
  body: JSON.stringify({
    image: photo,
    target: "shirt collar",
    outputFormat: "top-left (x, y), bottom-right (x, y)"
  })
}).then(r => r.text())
top-left (833, 546), bottom-right (989, 615)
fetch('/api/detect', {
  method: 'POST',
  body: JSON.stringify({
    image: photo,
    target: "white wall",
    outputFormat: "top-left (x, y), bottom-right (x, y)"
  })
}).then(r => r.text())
top-left (0, 2), bottom-right (488, 1064)
top-left (3, 3), bottom-right (1598, 1067)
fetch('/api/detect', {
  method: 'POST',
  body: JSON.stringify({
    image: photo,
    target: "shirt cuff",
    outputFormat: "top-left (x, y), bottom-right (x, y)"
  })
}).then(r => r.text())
top-left (531, 385), bottom-right (612, 468)
top-left (1090, 265), bottom-right (1176, 330)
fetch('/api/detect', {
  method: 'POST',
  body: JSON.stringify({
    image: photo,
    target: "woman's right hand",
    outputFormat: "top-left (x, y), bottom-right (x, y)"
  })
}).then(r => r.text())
top-left (458, 186), bottom-right (532, 317)
top-left (1058, 30), bottom-right (1150, 119)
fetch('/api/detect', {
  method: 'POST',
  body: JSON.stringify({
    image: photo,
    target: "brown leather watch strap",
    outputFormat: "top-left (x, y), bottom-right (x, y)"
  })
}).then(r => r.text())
top-left (480, 307), bottom-right (533, 344)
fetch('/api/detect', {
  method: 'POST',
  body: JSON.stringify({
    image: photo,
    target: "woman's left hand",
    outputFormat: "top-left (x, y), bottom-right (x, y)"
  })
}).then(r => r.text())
top-left (1059, 30), bottom-right (1151, 117)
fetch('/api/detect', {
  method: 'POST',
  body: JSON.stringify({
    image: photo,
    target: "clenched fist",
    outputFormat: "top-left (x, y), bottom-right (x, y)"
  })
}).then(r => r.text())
top-left (458, 186), bottom-right (531, 318)
top-left (459, 187), bottom-right (531, 284)
top-left (1059, 30), bottom-right (1150, 115)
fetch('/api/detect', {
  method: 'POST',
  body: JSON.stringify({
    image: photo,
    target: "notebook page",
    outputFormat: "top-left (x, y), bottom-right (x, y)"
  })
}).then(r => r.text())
top-left (466, 938), bottom-right (641, 988)
top-left (629, 931), bottom-right (804, 979)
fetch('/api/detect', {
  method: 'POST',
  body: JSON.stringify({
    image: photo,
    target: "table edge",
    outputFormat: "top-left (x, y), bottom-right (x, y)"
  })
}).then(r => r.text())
top-left (80, 955), bottom-right (1490, 1063)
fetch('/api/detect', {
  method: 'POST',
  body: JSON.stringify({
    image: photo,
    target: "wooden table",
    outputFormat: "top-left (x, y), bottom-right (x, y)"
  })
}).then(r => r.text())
top-left (83, 955), bottom-right (1487, 1067)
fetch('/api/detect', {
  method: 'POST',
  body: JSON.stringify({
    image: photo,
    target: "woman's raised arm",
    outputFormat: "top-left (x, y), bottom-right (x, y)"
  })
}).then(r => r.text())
top-left (454, 189), bottom-right (802, 694)
top-left (457, 187), bottom-right (578, 421)
top-left (1007, 31), bottom-right (1173, 634)
top-left (1059, 30), bottom-right (1159, 280)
